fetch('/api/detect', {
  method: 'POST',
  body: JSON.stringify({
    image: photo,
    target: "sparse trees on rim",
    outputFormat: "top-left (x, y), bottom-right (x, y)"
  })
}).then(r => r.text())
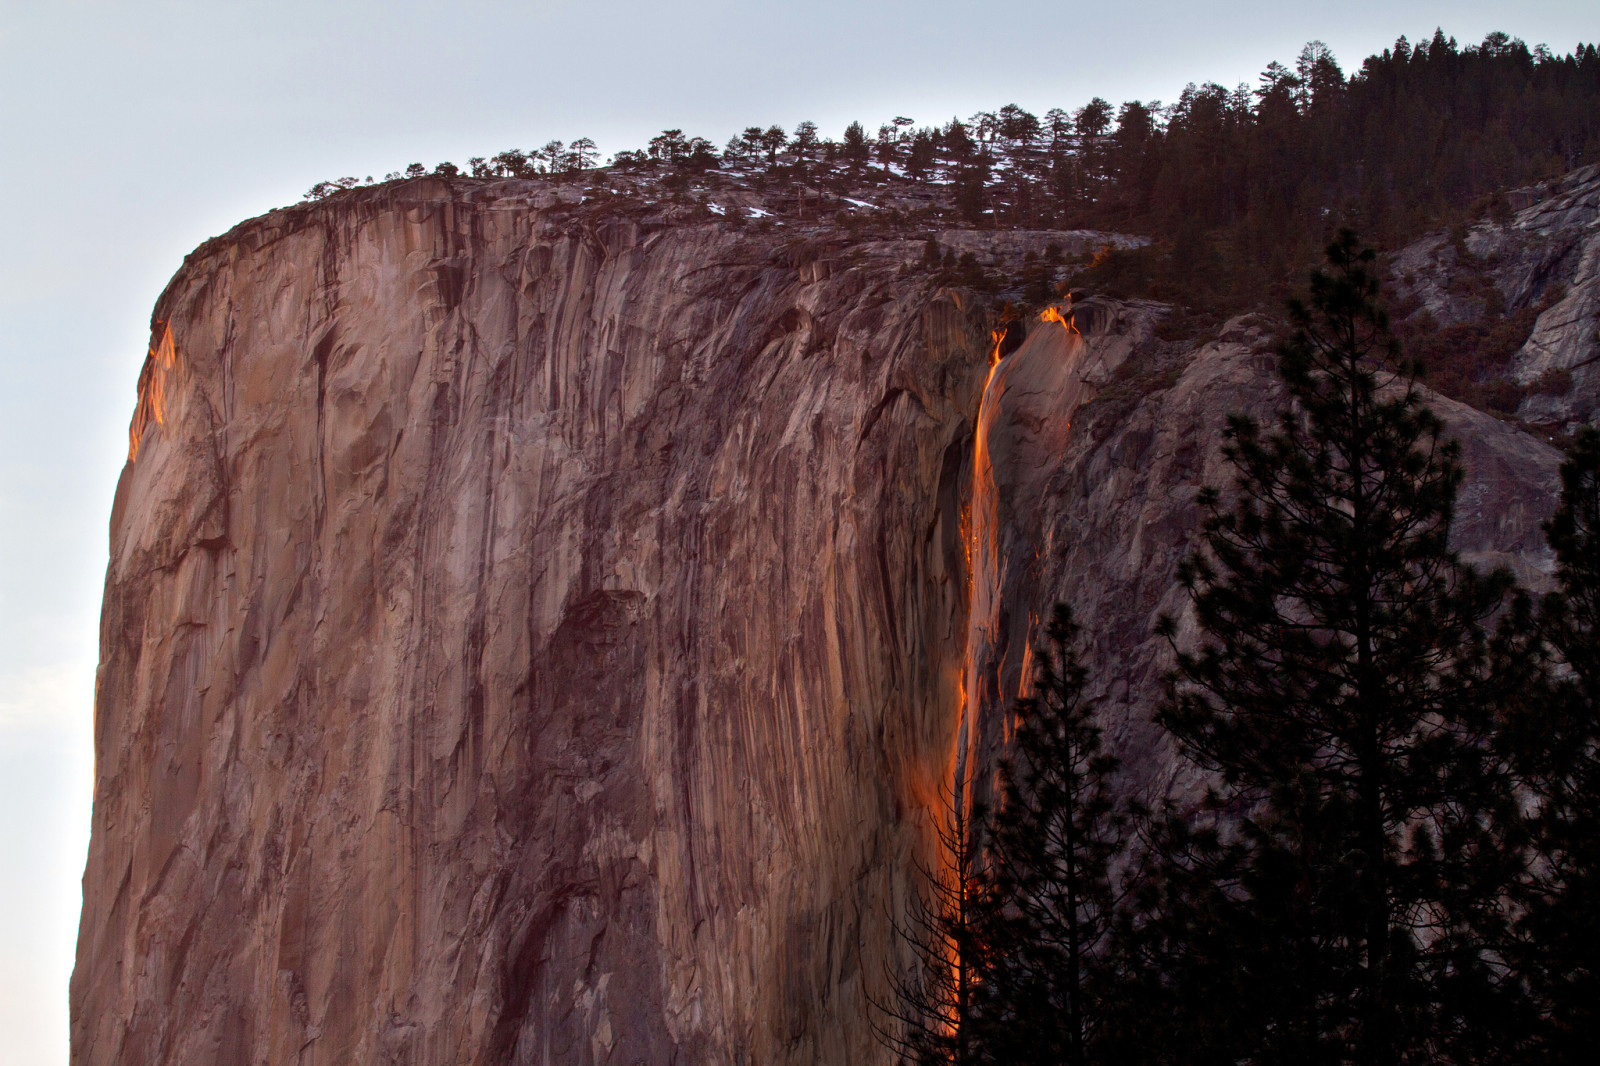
top-left (537, 139), bottom-right (567, 174)
top-left (759, 124), bottom-right (788, 169)
top-left (792, 121), bottom-right (820, 163)
top-left (568, 137), bottom-right (599, 171)
top-left (489, 148), bottom-right (532, 177)
top-left (842, 121), bottom-right (870, 169)
top-left (647, 129), bottom-right (687, 165)
top-left (998, 103), bottom-right (1041, 147)
top-left (728, 125), bottom-right (764, 165)
top-left (905, 129), bottom-right (937, 180)
top-left (297, 32), bottom-right (1600, 312)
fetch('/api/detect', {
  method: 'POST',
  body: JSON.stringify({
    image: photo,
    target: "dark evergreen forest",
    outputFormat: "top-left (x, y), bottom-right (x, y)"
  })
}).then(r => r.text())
top-left (311, 30), bottom-right (1600, 319)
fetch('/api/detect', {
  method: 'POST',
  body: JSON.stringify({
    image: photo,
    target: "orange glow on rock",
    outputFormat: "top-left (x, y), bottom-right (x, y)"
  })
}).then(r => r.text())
top-left (1038, 298), bottom-right (1080, 335)
top-left (936, 319), bottom-right (1017, 1029)
top-left (956, 324), bottom-right (1008, 821)
top-left (128, 322), bottom-right (178, 460)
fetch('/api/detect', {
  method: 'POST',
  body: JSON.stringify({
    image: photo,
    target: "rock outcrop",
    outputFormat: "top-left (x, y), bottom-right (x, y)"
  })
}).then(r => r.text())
top-left (1391, 163), bottom-right (1600, 431)
top-left (75, 177), bottom-right (1567, 1066)
top-left (960, 311), bottom-right (1562, 808)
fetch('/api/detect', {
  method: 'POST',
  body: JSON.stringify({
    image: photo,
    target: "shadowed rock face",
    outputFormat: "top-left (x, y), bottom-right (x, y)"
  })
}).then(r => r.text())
top-left (74, 179), bottom-right (1564, 1066)
top-left (1390, 164), bottom-right (1600, 431)
top-left (962, 313), bottom-right (1563, 811)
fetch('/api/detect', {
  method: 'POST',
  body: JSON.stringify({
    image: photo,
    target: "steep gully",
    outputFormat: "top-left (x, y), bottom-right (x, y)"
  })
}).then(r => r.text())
top-left (75, 180), bottom-right (1568, 1066)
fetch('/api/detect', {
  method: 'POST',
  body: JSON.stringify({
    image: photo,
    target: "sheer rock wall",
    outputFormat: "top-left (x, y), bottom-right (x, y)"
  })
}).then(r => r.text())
top-left (74, 178), bottom-right (1565, 1066)
top-left (1391, 163), bottom-right (1600, 430)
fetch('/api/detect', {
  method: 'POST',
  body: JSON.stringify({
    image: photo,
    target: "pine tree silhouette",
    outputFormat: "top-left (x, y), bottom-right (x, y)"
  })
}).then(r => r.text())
top-left (873, 767), bottom-right (993, 1065)
top-left (979, 605), bottom-right (1128, 1066)
top-left (1514, 428), bottom-right (1600, 1063)
top-left (1140, 230), bottom-right (1528, 1064)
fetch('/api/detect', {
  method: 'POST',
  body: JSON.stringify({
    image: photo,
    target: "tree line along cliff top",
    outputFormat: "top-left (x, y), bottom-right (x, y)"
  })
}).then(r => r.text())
top-left (305, 30), bottom-right (1599, 314)
top-left (280, 30), bottom-right (1600, 436)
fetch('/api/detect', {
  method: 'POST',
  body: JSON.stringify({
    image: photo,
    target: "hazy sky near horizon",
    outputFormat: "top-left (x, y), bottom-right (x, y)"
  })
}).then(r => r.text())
top-left (1, 1), bottom-right (1594, 1061)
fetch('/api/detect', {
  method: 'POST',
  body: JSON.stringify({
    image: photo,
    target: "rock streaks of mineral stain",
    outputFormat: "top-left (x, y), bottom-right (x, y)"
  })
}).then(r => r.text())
top-left (74, 177), bottom-right (1577, 1066)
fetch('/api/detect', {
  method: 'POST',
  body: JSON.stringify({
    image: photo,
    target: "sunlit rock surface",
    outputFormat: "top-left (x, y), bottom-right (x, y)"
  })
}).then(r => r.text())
top-left (74, 178), bottom-right (1564, 1066)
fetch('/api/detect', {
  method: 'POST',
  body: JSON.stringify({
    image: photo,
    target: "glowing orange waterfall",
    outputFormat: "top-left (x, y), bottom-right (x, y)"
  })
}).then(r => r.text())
top-left (955, 327), bottom-right (1008, 814)
top-left (940, 306), bottom-right (1084, 1034)
top-left (1038, 295), bottom-right (1080, 335)
top-left (955, 304), bottom-right (1080, 804)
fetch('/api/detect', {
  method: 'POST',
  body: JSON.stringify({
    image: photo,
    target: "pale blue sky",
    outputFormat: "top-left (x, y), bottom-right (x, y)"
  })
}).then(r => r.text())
top-left (1, 2), bottom-right (1593, 1061)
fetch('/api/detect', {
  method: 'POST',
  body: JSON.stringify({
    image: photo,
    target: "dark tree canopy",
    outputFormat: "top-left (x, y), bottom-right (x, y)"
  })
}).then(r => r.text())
top-left (1133, 232), bottom-right (1531, 1065)
top-left (1511, 429), bottom-right (1600, 1063)
top-left (978, 605), bottom-right (1127, 1066)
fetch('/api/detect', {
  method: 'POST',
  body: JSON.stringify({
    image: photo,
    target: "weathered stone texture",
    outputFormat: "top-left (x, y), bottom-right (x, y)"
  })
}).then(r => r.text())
top-left (1391, 163), bottom-right (1600, 429)
top-left (78, 181), bottom-right (1003, 1066)
top-left (75, 177), bottom-right (1569, 1066)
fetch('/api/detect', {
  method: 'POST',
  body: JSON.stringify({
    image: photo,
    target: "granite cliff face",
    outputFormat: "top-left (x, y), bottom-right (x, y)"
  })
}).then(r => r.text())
top-left (75, 177), bottom-right (1567, 1066)
top-left (1391, 163), bottom-right (1600, 431)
